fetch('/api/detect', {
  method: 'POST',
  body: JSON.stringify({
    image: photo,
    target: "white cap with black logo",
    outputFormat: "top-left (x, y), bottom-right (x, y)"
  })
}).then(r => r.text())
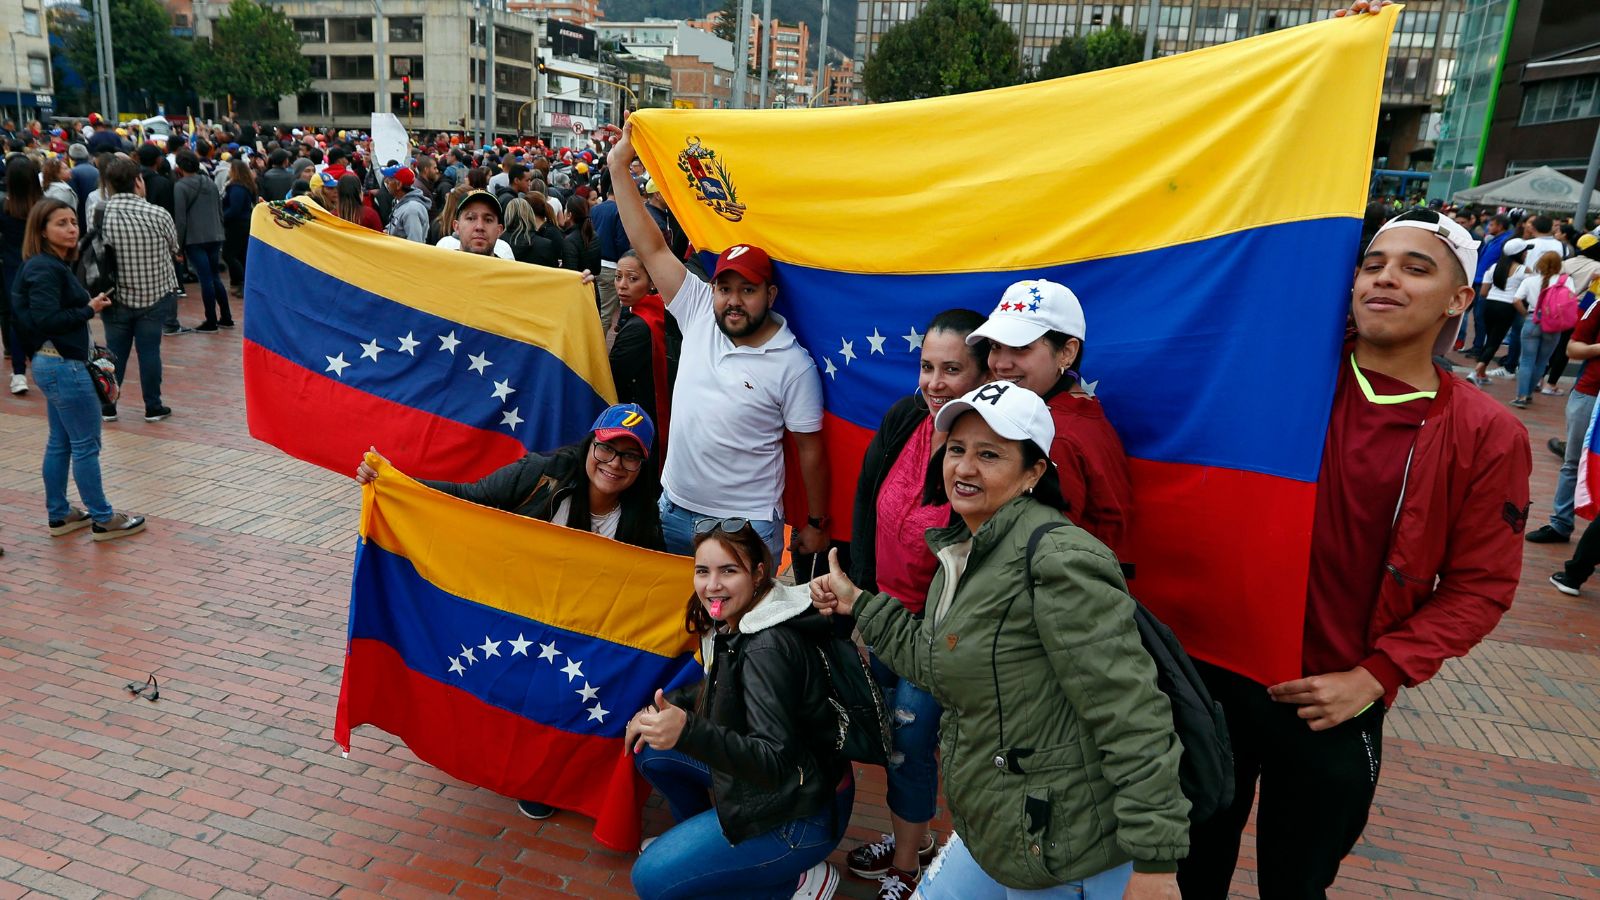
top-left (933, 381), bottom-right (1056, 458)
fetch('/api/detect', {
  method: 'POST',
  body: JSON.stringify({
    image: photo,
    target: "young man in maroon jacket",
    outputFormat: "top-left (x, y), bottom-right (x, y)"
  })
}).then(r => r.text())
top-left (1180, 209), bottom-right (1532, 899)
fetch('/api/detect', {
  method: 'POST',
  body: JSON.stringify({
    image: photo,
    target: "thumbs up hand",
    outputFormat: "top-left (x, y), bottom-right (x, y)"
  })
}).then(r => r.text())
top-left (630, 688), bottom-right (688, 752)
top-left (809, 548), bottom-right (862, 618)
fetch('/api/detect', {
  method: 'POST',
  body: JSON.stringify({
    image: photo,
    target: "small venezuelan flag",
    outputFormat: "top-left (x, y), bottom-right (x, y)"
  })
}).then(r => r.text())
top-left (242, 199), bottom-right (616, 482)
top-left (334, 455), bottom-right (701, 851)
top-left (630, 8), bottom-right (1401, 685)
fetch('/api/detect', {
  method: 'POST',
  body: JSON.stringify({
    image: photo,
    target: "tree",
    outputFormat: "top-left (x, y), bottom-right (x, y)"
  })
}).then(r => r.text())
top-left (196, 0), bottom-right (311, 114)
top-left (64, 0), bottom-right (193, 116)
top-left (1038, 15), bottom-right (1145, 80)
top-left (861, 0), bottom-right (1020, 102)
top-left (712, 0), bottom-right (740, 44)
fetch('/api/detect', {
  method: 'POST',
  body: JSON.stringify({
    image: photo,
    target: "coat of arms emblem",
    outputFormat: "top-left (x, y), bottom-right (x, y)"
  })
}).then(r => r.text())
top-left (677, 136), bottom-right (748, 222)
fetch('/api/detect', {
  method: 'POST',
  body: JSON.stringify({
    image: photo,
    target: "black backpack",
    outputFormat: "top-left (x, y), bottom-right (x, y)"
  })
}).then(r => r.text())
top-left (76, 205), bottom-right (117, 296)
top-left (812, 631), bottom-right (893, 766)
top-left (1026, 522), bottom-right (1235, 825)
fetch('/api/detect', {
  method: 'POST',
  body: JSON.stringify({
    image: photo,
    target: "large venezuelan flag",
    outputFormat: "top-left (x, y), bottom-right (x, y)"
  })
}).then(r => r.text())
top-left (630, 9), bottom-right (1399, 686)
top-left (243, 200), bottom-right (616, 482)
top-left (334, 455), bottom-right (701, 850)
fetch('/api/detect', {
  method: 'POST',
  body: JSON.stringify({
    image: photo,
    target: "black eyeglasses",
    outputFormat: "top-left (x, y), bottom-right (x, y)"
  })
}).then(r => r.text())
top-left (693, 517), bottom-right (750, 536)
top-left (592, 441), bottom-right (645, 472)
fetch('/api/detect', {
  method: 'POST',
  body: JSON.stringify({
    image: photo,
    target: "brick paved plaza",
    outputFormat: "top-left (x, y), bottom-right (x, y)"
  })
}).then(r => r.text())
top-left (2, 287), bottom-right (1599, 898)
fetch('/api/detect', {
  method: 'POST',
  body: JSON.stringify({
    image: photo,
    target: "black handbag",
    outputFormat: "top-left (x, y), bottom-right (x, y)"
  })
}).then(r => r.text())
top-left (85, 345), bottom-right (120, 406)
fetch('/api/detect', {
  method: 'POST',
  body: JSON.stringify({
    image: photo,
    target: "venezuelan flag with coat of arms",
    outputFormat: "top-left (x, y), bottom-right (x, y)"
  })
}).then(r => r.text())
top-left (242, 199), bottom-right (616, 483)
top-left (629, 8), bottom-right (1401, 686)
top-left (334, 455), bottom-right (702, 851)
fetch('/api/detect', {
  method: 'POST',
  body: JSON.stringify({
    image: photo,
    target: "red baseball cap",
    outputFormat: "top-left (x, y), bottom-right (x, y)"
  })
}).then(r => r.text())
top-left (713, 244), bottom-right (774, 285)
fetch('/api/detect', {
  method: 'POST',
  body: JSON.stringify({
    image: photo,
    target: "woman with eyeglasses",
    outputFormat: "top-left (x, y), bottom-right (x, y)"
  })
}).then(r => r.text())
top-left (354, 402), bottom-right (665, 822)
top-left (626, 518), bottom-right (853, 900)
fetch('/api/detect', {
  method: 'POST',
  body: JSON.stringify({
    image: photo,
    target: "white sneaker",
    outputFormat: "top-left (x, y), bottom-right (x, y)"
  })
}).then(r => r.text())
top-left (1486, 367), bottom-right (1510, 377)
top-left (792, 861), bottom-right (839, 900)
top-left (8, 374), bottom-right (25, 394)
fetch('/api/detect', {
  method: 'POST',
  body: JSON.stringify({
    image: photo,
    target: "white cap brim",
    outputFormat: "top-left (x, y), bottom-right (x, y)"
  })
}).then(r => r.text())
top-left (968, 316), bottom-right (1047, 349)
top-left (934, 396), bottom-right (1052, 458)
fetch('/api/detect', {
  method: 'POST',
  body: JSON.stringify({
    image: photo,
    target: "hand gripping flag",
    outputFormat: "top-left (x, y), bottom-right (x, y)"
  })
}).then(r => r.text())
top-left (242, 199), bottom-right (616, 482)
top-left (630, 8), bottom-right (1400, 686)
top-left (334, 455), bottom-right (701, 851)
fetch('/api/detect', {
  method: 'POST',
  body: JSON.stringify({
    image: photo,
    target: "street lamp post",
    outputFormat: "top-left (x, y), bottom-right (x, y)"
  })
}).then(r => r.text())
top-left (96, 0), bottom-right (118, 120)
top-left (1579, 123), bottom-right (1600, 231)
top-left (1143, 0), bottom-right (1160, 61)
top-left (8, 33), bottom-right (23, 128)
top-left (374, 0), bottom-right (387, 122)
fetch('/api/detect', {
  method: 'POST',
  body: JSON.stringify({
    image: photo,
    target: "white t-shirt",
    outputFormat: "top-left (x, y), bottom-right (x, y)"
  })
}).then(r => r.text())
top-left (435, 235), bottom-right (515, 260)
top-left (489, 171), bottom-right (511, 192)
top-left (1527, 236), bottom-right (1565, 269)
top-left (552, 497), bottom-right (621, 539)
top-left (1486, 266), bottom-right (1528, 304)
top-left (1515, 273), bottom-right (1576, 314)
top-left (662, 276), bottom-right (824, 519)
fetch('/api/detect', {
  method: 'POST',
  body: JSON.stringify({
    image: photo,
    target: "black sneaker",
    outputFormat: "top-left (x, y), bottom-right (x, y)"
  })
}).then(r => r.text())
top-left (218, 319), bottom-right (236, 329)
top-left (516, 800), bottom-right (556, 820)
top-left (143, 406), bottom-right (172, 422)
top-left (1526, 525), bottom-right (1570, 544)
top-left (163, 325), bottom-right (195, 336)
top-left (1549, 438), bottom-right (1567, 459)
top-left (101, 404), bottom-right (117, 422)
top-left (194, 322), bottom-right (220, 334)
top-left (48, 508), bottom-right (93, 536)
top-left (91, 512), bottom-right (146, 541)
top-left (1550, 572), bottom-right (1582, 596)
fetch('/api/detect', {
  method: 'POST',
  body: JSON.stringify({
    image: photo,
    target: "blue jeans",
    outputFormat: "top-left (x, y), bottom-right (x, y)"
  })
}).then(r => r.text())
top-left (31, 353), bottom-right (113, 522)
top-left (632, 747), bottom-right (854, 900)
top-left (102, 294), bottom-right (174, 412)
top-left (1461, 287), bottom-right (1488, 351)
top-left (1505, 312), bottom-right (1525, 369)
top-left (869, 653), bottom-right (942, 823)
top-left (658, 494), bottom-right (783, 562)
top-left (186, 241), bottom-right (231, 326)
top-left (1516, 319), bottom-right (1562, 399)
top-left (919, 832), bottom-right (1133, 899)
top-left (1551, 388), bottom-right (1596, 536)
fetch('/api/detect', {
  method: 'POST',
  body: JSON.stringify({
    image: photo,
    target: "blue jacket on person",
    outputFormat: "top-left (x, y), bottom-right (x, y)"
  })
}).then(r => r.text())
top-left (593, 199), bottom-right (629, 263)
top-left (1475, 232), bottom-right (1510, 288)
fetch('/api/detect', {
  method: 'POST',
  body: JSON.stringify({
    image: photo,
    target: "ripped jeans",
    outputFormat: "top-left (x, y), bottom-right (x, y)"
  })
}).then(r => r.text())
top-left (869, 652), bottom-right (942, 823)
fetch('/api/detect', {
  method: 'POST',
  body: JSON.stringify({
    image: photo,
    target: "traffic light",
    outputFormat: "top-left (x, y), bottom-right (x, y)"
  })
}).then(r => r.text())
top-left (536, 62), bottom-right (548, 74)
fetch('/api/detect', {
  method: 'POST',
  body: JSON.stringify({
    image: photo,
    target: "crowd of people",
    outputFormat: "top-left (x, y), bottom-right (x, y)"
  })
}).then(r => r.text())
top-left (0, 2), bottom-right (1576, 891)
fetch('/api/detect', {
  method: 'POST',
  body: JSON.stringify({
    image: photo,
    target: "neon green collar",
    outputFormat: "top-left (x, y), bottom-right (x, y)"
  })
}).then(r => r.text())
top-left (1350, 354), bottom-right (1436, 405)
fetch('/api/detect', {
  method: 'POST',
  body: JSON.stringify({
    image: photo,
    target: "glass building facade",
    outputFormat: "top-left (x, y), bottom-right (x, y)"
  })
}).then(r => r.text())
top-left (1428, 0), bottom-right (1514, 202)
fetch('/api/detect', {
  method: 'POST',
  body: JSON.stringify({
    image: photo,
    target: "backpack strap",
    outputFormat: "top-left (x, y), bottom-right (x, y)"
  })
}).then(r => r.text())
top-left (987, 521), bottom-right (1069, 774)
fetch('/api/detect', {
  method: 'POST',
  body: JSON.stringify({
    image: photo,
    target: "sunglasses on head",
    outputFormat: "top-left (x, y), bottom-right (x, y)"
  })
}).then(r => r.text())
top-left (693, 517), bottom-right (750, 536)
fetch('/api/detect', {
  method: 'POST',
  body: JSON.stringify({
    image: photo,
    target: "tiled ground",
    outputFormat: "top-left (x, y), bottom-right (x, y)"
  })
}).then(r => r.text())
top-left (2, 287), bottom-right (1598, 899)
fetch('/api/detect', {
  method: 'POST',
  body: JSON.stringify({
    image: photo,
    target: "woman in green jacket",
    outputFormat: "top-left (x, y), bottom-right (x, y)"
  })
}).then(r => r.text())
top-left (811, 381), bottom-right (1188, 899)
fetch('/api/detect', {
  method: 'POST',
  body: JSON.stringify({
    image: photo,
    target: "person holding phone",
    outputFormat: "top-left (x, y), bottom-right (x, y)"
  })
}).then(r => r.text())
top-left (13, 198), bottom-right (147, 541)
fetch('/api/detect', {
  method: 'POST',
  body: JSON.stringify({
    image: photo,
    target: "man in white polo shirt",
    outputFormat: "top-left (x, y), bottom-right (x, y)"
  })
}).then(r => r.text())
top-left (599, 121), bottom-right (830, 561)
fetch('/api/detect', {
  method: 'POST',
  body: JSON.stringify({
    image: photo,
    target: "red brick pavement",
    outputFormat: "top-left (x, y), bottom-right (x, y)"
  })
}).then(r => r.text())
top-left (1, 288), bottom-right (1598, 898)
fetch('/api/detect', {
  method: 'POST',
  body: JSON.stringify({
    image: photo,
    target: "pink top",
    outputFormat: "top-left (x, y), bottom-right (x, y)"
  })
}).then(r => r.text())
top-left (874, 417), bottom-right (950, 615)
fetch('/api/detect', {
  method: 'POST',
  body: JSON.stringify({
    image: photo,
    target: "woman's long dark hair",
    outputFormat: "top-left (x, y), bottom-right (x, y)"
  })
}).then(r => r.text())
top-left (565, 195), bottom-right (595, 243)
top-left (335, 174), bottom-right (365, 225)
top-left (4, 157), bottom-right (42, 220)
top-left (1493, 246), bottom-right (1529, 291)
top-left (684, 523), bottom-right (775, 636)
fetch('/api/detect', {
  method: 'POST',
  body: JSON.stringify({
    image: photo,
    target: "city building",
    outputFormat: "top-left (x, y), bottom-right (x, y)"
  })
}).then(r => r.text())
top-left (818, 53), bottom-right (855, 107)
top-left (1431, 1), bottom-right (1600, 206)
top-left (538, 20), bottom-right (617, 147)
top-left (854, 0), bottom-right (1467, 167)
top-left (508, 0), bottom-right (602, 28)
top-left (688, 11), bottom-right (759, 69)
top-left (595, 19), bottom-right (737, 69)
top-left (613, 55), bottom-right (673, 110)
top-left (2, 0), bottom-right (55, 125)
top-left (766, 19), bottom-right (810, 90)
top-left (664, 53), bottom-right (748, 110)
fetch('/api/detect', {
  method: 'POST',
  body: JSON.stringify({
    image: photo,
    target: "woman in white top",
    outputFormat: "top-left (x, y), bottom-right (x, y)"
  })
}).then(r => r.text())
top-left (1469, 238), bottom-right (1529, 385)
top-left (1512, 252), bottom-right (1580, 407)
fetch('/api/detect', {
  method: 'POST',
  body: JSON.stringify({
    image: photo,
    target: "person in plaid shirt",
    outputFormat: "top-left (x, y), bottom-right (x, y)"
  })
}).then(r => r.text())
top-left (99, 158), bottom-right (180, 423)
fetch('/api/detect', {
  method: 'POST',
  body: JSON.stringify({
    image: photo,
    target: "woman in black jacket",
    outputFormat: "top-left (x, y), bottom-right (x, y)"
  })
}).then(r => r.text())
top-left (561, 194), bottom-right (602, 276)
top-left (15, 198), bottom-right (146, 540)
top-left (503, 197), bottom-right (562, 269)
top-left (842, 308), bottom-right (988, 896)
top-left (626, 521), bottom-right (853, 900)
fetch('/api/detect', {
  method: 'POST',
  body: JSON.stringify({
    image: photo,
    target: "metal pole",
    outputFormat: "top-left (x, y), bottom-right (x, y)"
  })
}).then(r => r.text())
top-left (374, 0), bottom-right (387, 124)
top-left (1142, 0), bottom-right (1159, 61)
top-left (815, 0), bottom-right (829, 101)
top-left (757, 0), bottom-right (771, 107)
top-left (731, 0), bottom-right (752, 108)
top-left (10, 34), bottom-right (22, 129)
top-left (485, 0), bottom-right (497, 143)
top-left (1578, 123), bottom-right (1600, 232)
top-left (98, 0), bottom-right (118, 121)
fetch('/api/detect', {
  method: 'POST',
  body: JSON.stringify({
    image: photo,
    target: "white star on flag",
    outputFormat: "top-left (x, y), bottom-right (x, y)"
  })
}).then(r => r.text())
top-left (867, 328), bottom-right (886, 355)
top-left (438, 331), bottom-right (460, 353)
top-left (325, 353), bottom-right (350, 377)
top-left (587, 704), bottom-right (610, 723)
top-left (903, 327), bottom-right (924, 351)
top-left (1081, 379), bottom-right (1099, 399)
top-left (479, 637), bottom-right (502, 658)
top-left (397, 332), bottom-right (419, 355)
top-left (839, 338), bottom-right (856, 365)
top-left (491, 379), bottom-right (516, 401)
top-left (538, 641), bottom-right (561, 662)
top-left (501, 408), bottom-right (523, 430)
top-left (468, 351), bottom-right (493, 375)
top-left (448, 657), bottom-right (466, 676)
top-left (508, 634), bottom-right (532, 656)
top-left (360, 339), bottom-right (385, 362)
top-left (824, 358), bottom-right (838, 380)
top-left (561, 659), bottom-right (585, 682)
top-left (576, 682), bottom-right (600, 702)
top-left (459, 644), bottom-right (477, 664)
